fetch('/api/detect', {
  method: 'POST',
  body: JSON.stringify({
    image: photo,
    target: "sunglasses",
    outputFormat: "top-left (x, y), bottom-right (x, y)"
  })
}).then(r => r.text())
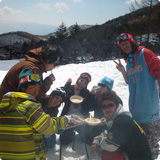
top-left (19, 74), bottom-right (41, 84)
top-left (98, 83), bottom-right (106, 88)
top-left (101, 103), bottom-right (115, 109)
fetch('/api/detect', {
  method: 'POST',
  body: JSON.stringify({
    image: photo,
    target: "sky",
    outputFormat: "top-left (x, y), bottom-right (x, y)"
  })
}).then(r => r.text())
top-left (0, 0), bottom-right (135, 28)
top-left (0, 59), bottom-right (160, 160)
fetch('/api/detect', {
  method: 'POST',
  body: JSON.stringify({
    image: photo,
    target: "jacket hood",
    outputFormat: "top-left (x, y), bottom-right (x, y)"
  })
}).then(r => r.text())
top-left (25, 47), bottom-right (47, 72)
top-left (106, 104), bottom-right (132, 129)
top-left (0, 92), bottom-right (36, 113)
top-left (133, 46), bottom-right (145, 67)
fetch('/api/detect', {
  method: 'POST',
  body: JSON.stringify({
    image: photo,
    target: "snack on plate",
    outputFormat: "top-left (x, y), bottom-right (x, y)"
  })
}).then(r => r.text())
top-left (64, 114), bottom-right (86, 130)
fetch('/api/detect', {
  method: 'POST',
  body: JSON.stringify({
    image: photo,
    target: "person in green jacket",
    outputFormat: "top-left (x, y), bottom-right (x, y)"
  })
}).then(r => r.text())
top-left (0, 68), bottom-right (75, 160)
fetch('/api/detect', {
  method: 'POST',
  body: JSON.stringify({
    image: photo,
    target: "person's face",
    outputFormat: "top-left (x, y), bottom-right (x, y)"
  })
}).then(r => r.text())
top-left (21, 83), bottom-right (40, 97)
top-left (99, 85), bottom-right (110, 94)
top-left (45, 57), bottom-right (60, 71)
top-left (77, 78), bottom-right (88, 90)
top-left (101, 100), bottom-right (117, 120)
top-left (120, 41), bottom-right (132, 54)
top-left (48, 95), bottom-right (63, 107)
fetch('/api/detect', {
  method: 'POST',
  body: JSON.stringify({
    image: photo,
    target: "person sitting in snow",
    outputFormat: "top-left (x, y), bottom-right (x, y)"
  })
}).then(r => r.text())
top-left (0, 45), bottom-right (63, 102)
top-left (82, 76), bottom-right (123, 145)
top-left (0, 68), bottom-right (78, 160)
top-left (60, 72), bottom-right (93, 144)
top-left (91, 90), bottom-right (152, 160)
top-left (39, 87), bottom-right (66, 150)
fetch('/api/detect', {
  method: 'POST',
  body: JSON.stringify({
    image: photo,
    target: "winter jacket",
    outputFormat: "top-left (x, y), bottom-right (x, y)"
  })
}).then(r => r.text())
top-left (0, 47), bottom-right (53, 101)
top-left (93, 105), bottom-right (152, 160)
top-left (61, 82), bottom-right (92, 117)
top-left (126, 46), bottom-right (160, 123)
top-left (0, 92), bottom-right (68, 160)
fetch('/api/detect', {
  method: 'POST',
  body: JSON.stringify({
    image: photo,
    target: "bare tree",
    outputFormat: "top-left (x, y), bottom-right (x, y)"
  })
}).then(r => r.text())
top-left (130, 0), bottom-right (159, 42)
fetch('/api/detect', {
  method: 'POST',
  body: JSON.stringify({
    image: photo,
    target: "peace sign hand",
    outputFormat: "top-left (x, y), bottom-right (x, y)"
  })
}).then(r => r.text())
top-left (113, 59), bottom-right (125, 73)
top-left (113, 59), bottom-right (128, 84)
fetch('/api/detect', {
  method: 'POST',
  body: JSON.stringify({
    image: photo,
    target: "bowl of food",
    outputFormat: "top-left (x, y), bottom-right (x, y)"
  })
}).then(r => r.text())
top-left (85, 118), bottom-right (101, 126)
top-left (70, 95), bottom-right (83, 104)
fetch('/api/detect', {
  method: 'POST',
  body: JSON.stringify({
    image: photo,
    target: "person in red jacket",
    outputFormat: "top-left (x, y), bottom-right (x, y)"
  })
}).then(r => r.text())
top-left (0, 45), bottom-right (63, 101)
top-left (114, 33), bottom-right (160, 159)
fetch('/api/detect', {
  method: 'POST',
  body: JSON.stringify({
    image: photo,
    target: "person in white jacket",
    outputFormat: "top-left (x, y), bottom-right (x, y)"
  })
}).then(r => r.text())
top-left (91, 91), bottom-right (152, 160)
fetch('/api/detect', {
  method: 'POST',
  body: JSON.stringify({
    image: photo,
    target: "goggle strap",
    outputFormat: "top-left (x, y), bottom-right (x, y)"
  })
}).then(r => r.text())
top-left (81, 74), bottom-right (91, 82)
top-left (19, 76), bottom-right (30, 84)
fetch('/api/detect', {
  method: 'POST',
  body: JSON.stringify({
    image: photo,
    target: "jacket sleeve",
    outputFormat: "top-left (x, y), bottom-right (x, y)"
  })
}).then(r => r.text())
top-left (24, 100), bottom-right (68, 135)
top-left (37, 76), bottom-right (53, 98)
top-left (93, 130), bottom-right (118, 152)
top-left (143, 48), bottom-right (160, 79)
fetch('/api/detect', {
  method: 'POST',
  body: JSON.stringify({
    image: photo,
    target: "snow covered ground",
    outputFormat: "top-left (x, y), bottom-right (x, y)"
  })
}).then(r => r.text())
top-left (0, 59), bottom-right (159, 160)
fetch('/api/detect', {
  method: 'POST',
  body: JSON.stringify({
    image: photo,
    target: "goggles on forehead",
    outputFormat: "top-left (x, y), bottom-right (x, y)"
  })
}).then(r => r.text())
top-left (19, 74), bottom-right (41, 84)
top-left (117, 33), bottom-right (134, 45)
top-left (80, 74), bottom-right (91, 82)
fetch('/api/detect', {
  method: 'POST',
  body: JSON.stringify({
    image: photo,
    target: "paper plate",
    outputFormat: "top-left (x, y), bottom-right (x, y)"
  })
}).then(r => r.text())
top-left (85, 118), bottom-right (101, 126)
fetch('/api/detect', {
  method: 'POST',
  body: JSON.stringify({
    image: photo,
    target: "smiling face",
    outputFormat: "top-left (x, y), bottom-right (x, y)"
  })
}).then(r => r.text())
top-left (120, 41), bottom-right (132, 54)
top-left (48, 95), bottom-right (63, 107)
top-left (101, 100), bottom-right (117, 120)
top-left (76, 78), bottom-right (88, 90)
top-left (21, 83), bottom-right (40, 97)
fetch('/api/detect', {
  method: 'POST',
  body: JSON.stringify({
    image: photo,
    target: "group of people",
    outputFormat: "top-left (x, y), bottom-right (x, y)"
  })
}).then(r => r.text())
top-left (0, 33), bottom-right (160, 160)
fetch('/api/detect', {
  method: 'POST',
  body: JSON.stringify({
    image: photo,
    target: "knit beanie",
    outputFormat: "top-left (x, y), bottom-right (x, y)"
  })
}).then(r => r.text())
top-left (98, 76), bottom-right (114, 90)
top-left (117, 33), bottom-right (135, 48)
top-left (18, 68), bottom-right (38, 91)
top-left (50, 87), bottom-right (66, 102)
top-left (77, 72), bottom-right (91, 84)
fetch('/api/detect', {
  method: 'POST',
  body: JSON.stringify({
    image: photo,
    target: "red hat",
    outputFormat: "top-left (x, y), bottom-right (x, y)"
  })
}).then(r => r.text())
top-left (117, 33), bottom-right (135, 48)
top-left (77, 72), bottom-right (91, 85)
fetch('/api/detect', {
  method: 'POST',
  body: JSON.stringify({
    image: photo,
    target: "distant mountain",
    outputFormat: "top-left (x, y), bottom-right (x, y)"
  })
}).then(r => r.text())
top-left (0, 31), bottom-right (48, 47)
top-left (67, 24), bottom-right (93, 31)
top-left (0, 21), bottom-right (57, 35)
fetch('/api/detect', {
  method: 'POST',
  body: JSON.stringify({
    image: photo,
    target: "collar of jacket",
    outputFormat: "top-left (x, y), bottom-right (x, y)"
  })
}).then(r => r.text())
top-left (105, 105), bottom-right (132, 129)
top-left (0, 92), bottom-right (36, 113)
top-left (25, 47), bottom-right (47, 73)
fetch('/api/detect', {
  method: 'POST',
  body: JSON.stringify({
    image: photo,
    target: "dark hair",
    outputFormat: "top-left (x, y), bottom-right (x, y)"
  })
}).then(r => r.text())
top-left (41, 46), bottom-right (63, 65)
top-left (120, 42), bottom-right (139, 60)
top-left (98, 91), bottom-right (120, 108)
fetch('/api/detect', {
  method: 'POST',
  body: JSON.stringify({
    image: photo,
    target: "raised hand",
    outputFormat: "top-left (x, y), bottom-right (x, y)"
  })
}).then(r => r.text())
top-left (113, 59), bottom-right (128, 84)
top-left (113, 59), bottom-right (125, 73)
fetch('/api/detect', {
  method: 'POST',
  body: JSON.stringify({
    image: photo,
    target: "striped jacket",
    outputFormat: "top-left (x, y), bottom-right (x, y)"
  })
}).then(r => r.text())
top-left (0, 92), bottom-right (68, 160)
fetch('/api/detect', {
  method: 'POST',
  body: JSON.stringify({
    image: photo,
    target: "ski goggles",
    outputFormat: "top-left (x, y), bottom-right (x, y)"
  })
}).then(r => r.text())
top-left (19, 74), bottom-right (41, 84)
top-left (117, 33), bottom-right (134, 45)
top-left (80, 74), bottom-right (91, 82)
